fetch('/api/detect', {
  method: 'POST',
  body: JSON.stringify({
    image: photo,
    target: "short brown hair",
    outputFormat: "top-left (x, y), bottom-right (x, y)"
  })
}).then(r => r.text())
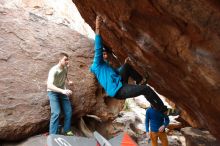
top-left (59, 52), bottom-right (69, 59)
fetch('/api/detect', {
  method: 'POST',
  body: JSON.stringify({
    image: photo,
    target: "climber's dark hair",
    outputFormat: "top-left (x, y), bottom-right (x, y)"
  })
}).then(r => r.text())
top-left (103, 45), bottom-right (112, 53)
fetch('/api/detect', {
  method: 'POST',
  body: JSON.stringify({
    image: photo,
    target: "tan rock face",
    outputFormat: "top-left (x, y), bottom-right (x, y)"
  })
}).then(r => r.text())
top-left (0, 7), bottom-right (123, 141)
top-left (72, 0), bottom-right (220, 140)
top-left (181, 127), bottom-right (220, 146)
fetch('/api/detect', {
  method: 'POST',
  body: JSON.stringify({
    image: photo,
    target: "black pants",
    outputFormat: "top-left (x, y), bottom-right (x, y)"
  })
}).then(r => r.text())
top-left (114, 64), bottom-right (167, 112)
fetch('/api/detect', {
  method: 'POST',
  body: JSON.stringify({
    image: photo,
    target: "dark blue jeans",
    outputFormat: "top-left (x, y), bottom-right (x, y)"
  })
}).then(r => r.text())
top-left (48, 91), bottom-right (72, 134)
top-left (114, 64), bottom-right (167, 112)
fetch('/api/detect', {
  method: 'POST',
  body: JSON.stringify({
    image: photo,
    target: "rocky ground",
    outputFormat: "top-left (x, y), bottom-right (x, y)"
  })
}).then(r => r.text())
top-left (2, 95), bottom-right (219, 146)
top-left (1, 95), bottom-right (187, 146)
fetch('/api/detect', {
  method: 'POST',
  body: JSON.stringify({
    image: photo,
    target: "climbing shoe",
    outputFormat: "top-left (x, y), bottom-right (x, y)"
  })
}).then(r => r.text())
top-left (66, 131), bottom-right (74, 136)
top-left (166, 108), bottom-right (181, 116)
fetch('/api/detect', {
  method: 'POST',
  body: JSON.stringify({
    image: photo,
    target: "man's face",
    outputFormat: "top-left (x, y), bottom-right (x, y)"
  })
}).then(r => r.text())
top-left (60, 56), bottom-right (69, 67)
top-left (103, 52), bottom-right (108, 60)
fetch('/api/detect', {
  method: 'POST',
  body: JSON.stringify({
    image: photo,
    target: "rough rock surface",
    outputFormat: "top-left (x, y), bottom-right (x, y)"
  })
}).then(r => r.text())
top-left (181, 127), bottom-right (220, 146)
top-left (72, 0), bottom-right (220, 140)
top-left (0, 0), bottom-right (94, 38)
top-left (0, 7), bottom-right (123, 141)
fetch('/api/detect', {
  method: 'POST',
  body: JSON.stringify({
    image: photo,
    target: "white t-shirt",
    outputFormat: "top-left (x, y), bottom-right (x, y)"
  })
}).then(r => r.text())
top-left (47, 64), bottom-right (67, 91)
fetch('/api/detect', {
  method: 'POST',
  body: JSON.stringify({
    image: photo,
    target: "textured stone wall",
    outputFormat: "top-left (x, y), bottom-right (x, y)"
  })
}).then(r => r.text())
top-left (72, 0), bottom-right (220, 140)
top-left (0, 7), bottom-right (124, 140)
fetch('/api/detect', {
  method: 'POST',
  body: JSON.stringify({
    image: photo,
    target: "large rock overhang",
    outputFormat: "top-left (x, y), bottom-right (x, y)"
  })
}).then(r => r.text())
top-left (72, 0), bottom-right (220, 140)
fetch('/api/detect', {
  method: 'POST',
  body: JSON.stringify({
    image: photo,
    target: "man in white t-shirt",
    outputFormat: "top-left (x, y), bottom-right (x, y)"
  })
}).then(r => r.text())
top-left (47, 52), bottom-right (73, 135)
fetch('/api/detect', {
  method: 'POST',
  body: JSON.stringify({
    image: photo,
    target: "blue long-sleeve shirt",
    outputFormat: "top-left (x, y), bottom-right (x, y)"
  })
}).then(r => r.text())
top-left (90, 34), bottom-right (122, 97)
top-left (145, 107), bottom-right (170, 132)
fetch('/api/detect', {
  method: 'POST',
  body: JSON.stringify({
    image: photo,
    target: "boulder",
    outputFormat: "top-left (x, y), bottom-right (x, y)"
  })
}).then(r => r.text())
top-left (0, 7), bottom-right (123, 141)
top-left (181, 127), bottom-right (220, 146)
top-left (73, 0), bottom-right (220, 140)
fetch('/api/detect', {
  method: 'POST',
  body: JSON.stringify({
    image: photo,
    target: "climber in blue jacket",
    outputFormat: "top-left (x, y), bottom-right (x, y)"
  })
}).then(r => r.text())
top-left (90, 15), bottom-right (179, 116)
